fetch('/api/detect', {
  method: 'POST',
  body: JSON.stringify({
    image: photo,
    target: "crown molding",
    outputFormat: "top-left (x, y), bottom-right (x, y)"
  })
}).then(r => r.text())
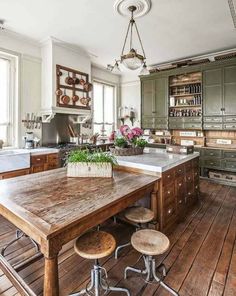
top-left (150, 47), bottom-right (236, 69)
top-left (0, 29), bottom-right (41, 47)
top-left (40, 36), bottom-right (90, 58)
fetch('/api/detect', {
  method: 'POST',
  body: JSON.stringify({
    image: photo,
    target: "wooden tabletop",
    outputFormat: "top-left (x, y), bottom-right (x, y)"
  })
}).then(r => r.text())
top-left (0, 168), bottom-right (159, 244)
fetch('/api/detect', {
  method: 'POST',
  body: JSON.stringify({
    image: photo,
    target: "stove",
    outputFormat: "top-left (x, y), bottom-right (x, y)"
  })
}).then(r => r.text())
top-left (46, 143), bottom-right (92, 167)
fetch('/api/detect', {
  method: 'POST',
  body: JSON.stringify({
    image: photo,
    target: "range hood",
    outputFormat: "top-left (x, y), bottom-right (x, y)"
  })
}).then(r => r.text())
top-left (40, 37), bottom-right (92, 122)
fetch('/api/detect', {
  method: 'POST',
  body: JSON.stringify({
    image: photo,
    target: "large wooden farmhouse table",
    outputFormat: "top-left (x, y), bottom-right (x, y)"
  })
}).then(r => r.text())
top-left (0, 168), bottom-right (160, 296)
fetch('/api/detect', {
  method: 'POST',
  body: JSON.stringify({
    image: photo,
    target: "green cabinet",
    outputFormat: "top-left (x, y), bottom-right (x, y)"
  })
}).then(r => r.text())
top-left (141, 77), bottom-right (168, 129)
top-left (141, 79), bottom-right (155, 117)
top-left (224, 65), bottom-right (236, 115)
top-left (203, 68), bottom-right (222, 116)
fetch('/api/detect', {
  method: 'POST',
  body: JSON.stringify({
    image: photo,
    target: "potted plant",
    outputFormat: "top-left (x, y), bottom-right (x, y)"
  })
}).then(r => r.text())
top-left (67, 149), bottom-right (117, 178)
top-left (110, 125), bottom-right (147, 156)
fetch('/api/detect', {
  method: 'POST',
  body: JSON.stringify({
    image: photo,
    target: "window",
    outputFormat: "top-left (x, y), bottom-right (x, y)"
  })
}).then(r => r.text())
top-left (93, 81), bottom-right (116, 136)
top-left (0, 53), bottom-right (17, 147)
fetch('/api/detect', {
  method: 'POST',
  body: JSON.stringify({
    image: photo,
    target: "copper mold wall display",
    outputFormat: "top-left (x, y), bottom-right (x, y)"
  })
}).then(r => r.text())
top-left (55, 64), bottom-right (92, 110)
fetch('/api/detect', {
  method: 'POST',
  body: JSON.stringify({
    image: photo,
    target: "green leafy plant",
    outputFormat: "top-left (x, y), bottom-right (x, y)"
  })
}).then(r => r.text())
top-left (68, 149), bottom-right (117, 165)
top-left (114, 137), bottom-right (128, 148)
top-left (135, 138), bottom-right (148, 148)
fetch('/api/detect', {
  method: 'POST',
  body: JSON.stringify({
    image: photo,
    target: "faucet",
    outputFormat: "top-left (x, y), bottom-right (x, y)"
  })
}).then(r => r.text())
top-left (0, 140), bottom-right (3, 149)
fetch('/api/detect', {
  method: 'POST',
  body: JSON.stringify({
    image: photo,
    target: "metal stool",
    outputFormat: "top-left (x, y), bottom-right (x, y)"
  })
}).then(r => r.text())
top-left (124, 229), bottom-right (179, 296)
top-left (1, 229), bottom-right (40, 256)
top-left (70, 231), bottom-right (130, 296)
top-left (115, 206), bottom-right (154, 259)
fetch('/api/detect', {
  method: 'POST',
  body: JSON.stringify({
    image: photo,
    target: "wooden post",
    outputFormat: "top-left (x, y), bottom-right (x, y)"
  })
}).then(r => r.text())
top-left (151, 180), bottom-right (159, 229)
top-left (44, 256), bottom-right (59, 296)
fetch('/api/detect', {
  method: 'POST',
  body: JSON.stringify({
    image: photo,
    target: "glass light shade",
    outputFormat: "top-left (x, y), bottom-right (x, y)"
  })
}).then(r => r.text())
top-left (112, 62), bottom-right (121, 74)
top-left (140, 63), bottom-right (149, 76)
top-left (121, 49), bottom-right (144, 70)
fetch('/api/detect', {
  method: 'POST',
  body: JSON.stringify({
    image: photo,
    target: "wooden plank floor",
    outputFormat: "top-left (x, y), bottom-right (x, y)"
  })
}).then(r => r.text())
top-left (0, 180), bottom-right (236, 296)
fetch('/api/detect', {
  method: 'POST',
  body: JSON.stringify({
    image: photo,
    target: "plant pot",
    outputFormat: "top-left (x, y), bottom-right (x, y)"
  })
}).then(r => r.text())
top-left (110, 146), bottom-right (144, 156)
top-left (67, 162), bottom-right (113, 178)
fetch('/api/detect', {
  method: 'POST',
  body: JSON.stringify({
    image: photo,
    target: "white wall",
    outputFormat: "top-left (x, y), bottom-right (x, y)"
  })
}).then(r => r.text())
top-left (120, 72), bottom-right (141, 127)
top-left (0, 30), bottom-right (42, 147)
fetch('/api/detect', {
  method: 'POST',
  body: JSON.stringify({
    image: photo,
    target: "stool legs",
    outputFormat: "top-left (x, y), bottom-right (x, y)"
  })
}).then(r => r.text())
top-left (124, 255), bottom-right (179, 296)
top-left (1, 230), bottom-right (40, 256)
top-left (70, 260), bottom-right (130, 296)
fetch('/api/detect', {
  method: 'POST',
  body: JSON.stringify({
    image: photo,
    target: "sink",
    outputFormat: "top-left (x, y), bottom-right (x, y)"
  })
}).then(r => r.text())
top-left (0, 149), bottom-right (30, 174)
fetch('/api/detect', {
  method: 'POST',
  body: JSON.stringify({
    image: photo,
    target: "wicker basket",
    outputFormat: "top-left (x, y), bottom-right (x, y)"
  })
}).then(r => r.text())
top-left (110, 146), bottom-right (144, 156)
top-left (67, 162), bottom-right (113, 178)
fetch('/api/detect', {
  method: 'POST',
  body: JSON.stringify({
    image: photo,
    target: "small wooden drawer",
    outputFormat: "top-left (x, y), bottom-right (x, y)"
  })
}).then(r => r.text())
top-left (193, 167), bottom-right (199, 179)
top-left (186, 171), bottom-right (193, 183)
top-left (204, 116), bottom-right (223, 123)
top-left (164, 201), bottom-right (176, 223)
top-left (223, 124), bottom-right (236, 130)
top-left (163, 186), bottom-right (175, 204)
top-left (175, 164), bottom-right (185, 177)
top-left (47, 153), bottom-right (59, 163)
top-left (203, 123), bottom-right (223, 130)
top-left (162, 169), bottom-right (175, 185)
top-left (31, 155), bottom-right (46, 165)
top-left (177, 195), bottom-right (186, 213)
top-left (175, 177), bottom-right (185, 194)
top-left (223, 151), bottom-right (236, 159)
top-left (0, 168), bottom-right (30, 179)
top-left (222, 160), bottom-right (236, 171)
top-left (31, 165), bottom-right (45, 173)
top-left (204, 149), bottom-right (222, 158)
top-left (185, 161), bottom-right (192, 172)
top-left (224, 116), bottom-right (236, 123)
top-left (202, 159), bottom-right (221, 169)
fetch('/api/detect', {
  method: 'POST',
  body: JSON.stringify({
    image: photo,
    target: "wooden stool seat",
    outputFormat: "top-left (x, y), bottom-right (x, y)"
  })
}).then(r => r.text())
top-left (74, 231), bottom-right (116, 260)
top-left (131, 229), bottom-right (170, 256)
top-left (124, 206), bottom-right (154, 223)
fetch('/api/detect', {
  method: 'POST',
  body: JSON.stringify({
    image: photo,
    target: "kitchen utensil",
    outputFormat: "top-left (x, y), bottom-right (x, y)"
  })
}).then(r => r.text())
top-left (72, 94), bottom-right (79, 103)
top-left (61, 89), bottom-right (70, 105)
top-left (79, 78), bottom-right (86, 86)
top-left (80, 97), bottom-right (90, 106)
top-left (83, 82), bottom-right (93, 92)
top-left (55, 88), bottom-right (63, 96)
top-left (73, 77), bottom-right (80, 84)
top-left (65, 72), bottom-right (74, 85)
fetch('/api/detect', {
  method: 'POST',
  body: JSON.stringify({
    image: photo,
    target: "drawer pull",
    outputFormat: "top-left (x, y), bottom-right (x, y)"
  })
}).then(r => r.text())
top-left (195, 185), bottom-right (198, 189)
top-left (188, 192), bottom-right (191, 196)
top-left (210, 153), bottom-right (214, 156)
top-left (167, 175), bottom-right (171, 178)
top-left (179, 200), bottom-right (182, 204)
top-left (179, 183), bottom-right (182, 187)
top-left (187, 177), bottom-right (191, 180)
top-left (37, 158), bottom-right (41, 161)
top-left (167, 191), bottom-right (171, 194)
top-left (168, 209), bottom-right (172, 214)
top-left (210, 162), bottom-right (214, 165)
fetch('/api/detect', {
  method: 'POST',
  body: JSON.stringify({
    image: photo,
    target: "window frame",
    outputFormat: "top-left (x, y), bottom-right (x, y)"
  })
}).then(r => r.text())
top-left (92, 80), bottom-right (117, 135)
top-left (0, 50), bottom-right (18, 148)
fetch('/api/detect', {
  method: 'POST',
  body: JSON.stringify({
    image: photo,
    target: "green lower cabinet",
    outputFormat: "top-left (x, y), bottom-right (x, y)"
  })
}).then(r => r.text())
top-left (142, 116), bottom-right (168, 129)
top-left (223, 151), bottom-right (236, 159)
top-left (222, 159), bottom-right (236, 172)
top-left (169, 117), bottom-right (202, 130)
top-left (201, 159), bottom-right (222, 169)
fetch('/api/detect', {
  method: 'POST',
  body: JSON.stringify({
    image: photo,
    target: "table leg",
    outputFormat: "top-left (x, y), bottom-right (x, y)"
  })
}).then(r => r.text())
top-left (44, 256), bottom-right (59, 296)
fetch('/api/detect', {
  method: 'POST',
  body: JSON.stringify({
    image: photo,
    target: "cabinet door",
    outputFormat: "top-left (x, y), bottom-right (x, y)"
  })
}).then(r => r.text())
top-left (203, 68), bottom-right (222, 116)
top-left (224, 66), bottom-right (236, 115)
top-left (141, 80), bottom-right (155, 117)
top-left (155, 77), bottom-right (168, 117)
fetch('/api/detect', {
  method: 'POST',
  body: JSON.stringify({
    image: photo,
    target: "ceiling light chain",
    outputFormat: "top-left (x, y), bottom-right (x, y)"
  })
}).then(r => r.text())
top-left (108, 5), bottom-right (149, 75)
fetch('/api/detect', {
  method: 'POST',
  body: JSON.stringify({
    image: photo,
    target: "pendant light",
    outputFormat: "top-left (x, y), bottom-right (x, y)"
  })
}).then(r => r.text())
top-left (108, 5), bottom-right (149, 75)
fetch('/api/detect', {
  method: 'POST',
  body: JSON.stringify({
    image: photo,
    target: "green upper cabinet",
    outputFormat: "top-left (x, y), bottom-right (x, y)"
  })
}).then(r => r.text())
top-left (224, 65), bottom-right (236, 115)
top-left (155, 77), bottom-right (168, 117)
top-left (141, 79), bottom-right (155, 117)
top-left (203, 68), bottom-right (223, 116)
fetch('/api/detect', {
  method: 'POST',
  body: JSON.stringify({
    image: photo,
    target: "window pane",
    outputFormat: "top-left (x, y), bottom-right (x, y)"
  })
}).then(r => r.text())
top-left (93, 124), bottom-right (103, 134)
top-left (104, 124), bottom-right (113, 136)
top-left (93, 83), bottom-right (103, 123)
top-left (0, 58), bottom-right (9, 124)
top-left (104, 85), bottom-right (114, 124)
top-left (0, 126), bottom-right (7, 143)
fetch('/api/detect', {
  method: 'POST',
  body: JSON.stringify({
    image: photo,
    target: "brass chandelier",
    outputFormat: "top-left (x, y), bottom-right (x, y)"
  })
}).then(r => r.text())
top-left (108, 5), bottom-right (149, 75)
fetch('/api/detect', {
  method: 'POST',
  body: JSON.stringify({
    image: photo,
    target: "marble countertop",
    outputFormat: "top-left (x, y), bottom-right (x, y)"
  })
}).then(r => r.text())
top-left (117, 147), bottom-right (199, 173)
top-left (28, 147), bottom-right (59, 155)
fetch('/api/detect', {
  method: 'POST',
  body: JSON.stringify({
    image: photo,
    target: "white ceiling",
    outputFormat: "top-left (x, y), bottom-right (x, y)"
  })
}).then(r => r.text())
top-left (1, 0), bottom-right (236, 68)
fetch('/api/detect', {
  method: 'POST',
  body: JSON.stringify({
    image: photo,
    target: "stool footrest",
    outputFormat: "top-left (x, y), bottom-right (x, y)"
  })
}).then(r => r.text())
top-left (124, 255), bottom-right (179, 296)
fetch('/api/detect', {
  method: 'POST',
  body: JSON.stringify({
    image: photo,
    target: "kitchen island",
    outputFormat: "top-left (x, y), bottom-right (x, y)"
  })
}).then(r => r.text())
top-left (0, 168), bottom-right (159, 296)
top-left (116, 148), bottom-right (200, 232)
